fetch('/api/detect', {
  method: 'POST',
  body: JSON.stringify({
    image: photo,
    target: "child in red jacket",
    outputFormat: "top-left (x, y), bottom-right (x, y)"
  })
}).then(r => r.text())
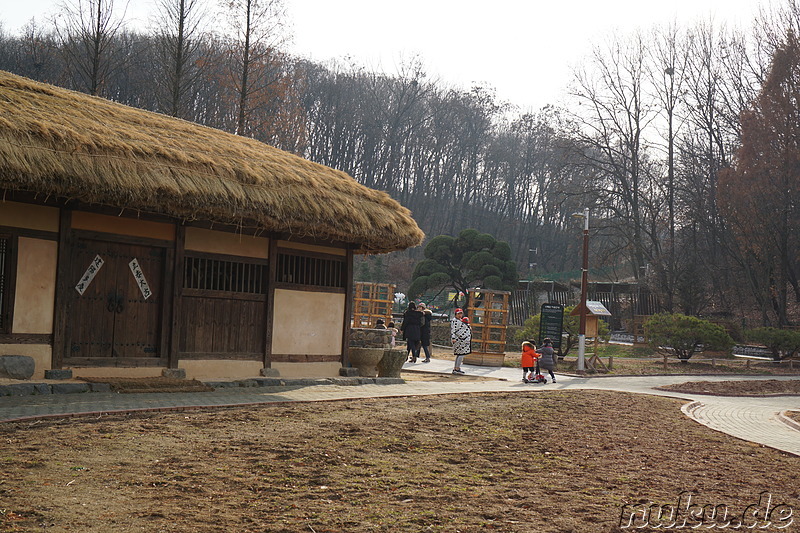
top-left (520, 341), bottom-right (539, 382)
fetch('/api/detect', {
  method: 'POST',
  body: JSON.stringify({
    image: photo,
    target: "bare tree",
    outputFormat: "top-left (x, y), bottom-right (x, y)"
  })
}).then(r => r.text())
top-left (222, 0), bottom-right (288, 137)
top-left (569, 31), bottom-right (660, 280)
top-left (646, 22), bottom-right (691, 311)
top-left (53, 0), bottom-right (128, 95)
top-left (152, 0), bottom-right (206, 118)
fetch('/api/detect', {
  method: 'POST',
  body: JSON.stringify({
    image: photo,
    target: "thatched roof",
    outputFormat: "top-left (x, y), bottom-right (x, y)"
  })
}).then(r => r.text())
top-left (0, 70), bottom-right (424, 253)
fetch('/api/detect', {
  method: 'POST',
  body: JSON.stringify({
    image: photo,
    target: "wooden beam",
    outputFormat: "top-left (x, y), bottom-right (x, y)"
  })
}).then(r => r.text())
top-left (0, 333), bottom-right (52, 344)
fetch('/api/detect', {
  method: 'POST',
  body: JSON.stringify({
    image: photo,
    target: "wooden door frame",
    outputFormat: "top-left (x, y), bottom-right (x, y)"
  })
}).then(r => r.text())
top-left (53, 220), bottom-right (174, 368)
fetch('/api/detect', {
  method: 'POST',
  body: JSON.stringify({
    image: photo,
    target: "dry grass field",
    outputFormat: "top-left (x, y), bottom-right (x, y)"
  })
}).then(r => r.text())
top-left (1, 385), bottom-right (798, 532)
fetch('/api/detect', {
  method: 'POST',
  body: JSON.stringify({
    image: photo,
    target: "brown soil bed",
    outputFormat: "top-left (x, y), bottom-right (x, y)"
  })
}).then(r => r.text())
top-left (78, 376), bottom-right (214, 393)
top-left (657, 379), bottom-right (800, 397)
top-left (1, 390), bottom-right (798, 532)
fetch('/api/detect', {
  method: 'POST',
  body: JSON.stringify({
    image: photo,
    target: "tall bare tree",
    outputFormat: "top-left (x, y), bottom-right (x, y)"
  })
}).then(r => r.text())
top-left (53, 0), bottom-right (127, 95)
top-left (646, 22), bottom-right (691, 311)
top-left (570, 31), bottom-right (659, 279)
top-left (222, 0), bottom-right (287, 137)
top-left (152, 0), bottom-right (206, 118)
top-left (719, 30), bottom-right (800, 326)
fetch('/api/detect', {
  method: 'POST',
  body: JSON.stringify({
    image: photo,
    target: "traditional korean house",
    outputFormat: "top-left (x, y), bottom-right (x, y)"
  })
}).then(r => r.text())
top-left (0, 70), bottom-right (424, 380)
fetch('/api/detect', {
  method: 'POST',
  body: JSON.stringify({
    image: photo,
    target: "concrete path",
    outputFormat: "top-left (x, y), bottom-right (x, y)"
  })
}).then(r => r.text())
top-left (1, 358), bottom-right (798, 457)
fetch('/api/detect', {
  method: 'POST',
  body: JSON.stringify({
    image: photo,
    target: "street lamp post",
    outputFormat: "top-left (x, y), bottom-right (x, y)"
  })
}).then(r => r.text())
top-left (572, 208), bottom-right (589, 372)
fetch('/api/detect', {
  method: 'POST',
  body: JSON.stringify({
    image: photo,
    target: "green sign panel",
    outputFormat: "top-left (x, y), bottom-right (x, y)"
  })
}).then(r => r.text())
top-left (538, 303), bottom-right (564, 349)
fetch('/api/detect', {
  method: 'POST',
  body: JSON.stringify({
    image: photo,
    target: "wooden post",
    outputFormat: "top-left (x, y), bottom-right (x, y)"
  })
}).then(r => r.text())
top-left (167, 225), bottom-right (185, 369)
top-left (263, 236), bottom-right (278, 369)
top-left (663, 354), bottom-right (668, 372)
top-left (608, 355), bottom-right (613, 370)
top-left (746, 359), bottom-right (750, 370)
top-left (51, 208), bottom-right (72, 370)
top-left (341, 248), bottom-right (354, 367)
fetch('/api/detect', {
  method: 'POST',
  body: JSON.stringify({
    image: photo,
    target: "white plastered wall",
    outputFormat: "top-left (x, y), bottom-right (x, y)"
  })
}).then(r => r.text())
top-left (271, 289), bottom-right (345, 355)
top-left (13, 238), bottom-right (57, 334)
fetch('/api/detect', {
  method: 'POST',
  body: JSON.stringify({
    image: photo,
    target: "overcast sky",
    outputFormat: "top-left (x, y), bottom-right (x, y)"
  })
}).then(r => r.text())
top-left (2, 0), bottom-right (770, 110)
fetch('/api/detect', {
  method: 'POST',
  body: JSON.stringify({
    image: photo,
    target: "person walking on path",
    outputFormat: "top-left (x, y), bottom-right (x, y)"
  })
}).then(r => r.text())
top-left (536, 338), bottom-right (557, 383)
top-left (419, 303), bottom-right (433, 363)
top-left (451, 308), bottom-right (471, 374)
top-left (520, 340), bottom-right (539, 382)
top-left (401, 302), bottom-right (424, 363)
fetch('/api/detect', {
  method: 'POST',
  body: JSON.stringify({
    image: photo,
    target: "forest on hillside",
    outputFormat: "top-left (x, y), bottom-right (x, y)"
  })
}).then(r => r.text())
top-left (1, 0), bottom-right (798, 327)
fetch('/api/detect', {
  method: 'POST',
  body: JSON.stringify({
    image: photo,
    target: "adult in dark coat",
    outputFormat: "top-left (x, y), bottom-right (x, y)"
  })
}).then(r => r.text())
top-left (418, 303), bottom-right (433, 363)
top-left (401, 302), bottom-right (424, 362)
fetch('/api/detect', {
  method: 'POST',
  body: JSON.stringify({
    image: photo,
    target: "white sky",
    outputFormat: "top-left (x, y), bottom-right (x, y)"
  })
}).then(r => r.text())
top-left (1, 0), bottom-right (769, 110)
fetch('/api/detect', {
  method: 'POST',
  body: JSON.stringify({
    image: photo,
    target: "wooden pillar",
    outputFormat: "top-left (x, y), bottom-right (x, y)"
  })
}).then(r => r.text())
top-left (263, 236), bottom-right (278, 368)
top-left (51, 208), bottom-right (72, 370)
top-left (167, 225), bottom-right (185, 369)
top-left (341, 247), bottom-right (354, 367)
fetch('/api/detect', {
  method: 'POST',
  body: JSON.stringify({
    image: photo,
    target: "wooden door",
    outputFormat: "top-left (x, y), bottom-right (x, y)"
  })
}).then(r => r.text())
top-left (66, 238), bottom-right (165, 362)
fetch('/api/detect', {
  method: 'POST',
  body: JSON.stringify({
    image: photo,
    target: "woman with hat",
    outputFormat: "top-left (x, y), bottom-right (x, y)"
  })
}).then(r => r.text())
top-left (450, 308), bottom-right (471, 374)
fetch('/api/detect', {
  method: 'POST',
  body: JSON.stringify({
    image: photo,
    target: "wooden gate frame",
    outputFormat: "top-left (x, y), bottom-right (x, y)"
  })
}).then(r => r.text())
top-left (463, 288), bottom-right (510, 367)
top-left (352, 282), bottom-right (395, 328)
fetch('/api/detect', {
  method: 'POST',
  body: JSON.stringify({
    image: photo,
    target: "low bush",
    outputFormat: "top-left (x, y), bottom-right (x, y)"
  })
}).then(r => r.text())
top-left (644, 313), bottom-right (734, 363)
top-left (744, 327), bottom-right (800, 361)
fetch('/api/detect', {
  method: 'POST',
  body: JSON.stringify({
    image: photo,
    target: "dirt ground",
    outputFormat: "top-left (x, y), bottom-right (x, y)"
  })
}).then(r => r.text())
top-left (1, 385), bottom-right (799, 532)
top-left (658, 379), bottom-right (800, 396)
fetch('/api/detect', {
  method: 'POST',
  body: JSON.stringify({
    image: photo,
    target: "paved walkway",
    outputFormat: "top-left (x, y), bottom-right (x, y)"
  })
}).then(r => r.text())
top-left (1, 358), bottom-right (798, 456)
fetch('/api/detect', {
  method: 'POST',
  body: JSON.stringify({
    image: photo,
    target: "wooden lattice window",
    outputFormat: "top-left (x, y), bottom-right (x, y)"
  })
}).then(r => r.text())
top-left (275, 250), bottom-right (346, 290)
top-left (184, 255), bottom-right (268, 294)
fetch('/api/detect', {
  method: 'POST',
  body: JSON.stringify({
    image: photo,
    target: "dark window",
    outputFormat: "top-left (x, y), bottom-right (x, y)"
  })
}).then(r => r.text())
top-left (276, 250), bottom-right (346, 289)
top-left (184, 255), bottom-right (268, 294)
top-left (0, 236), bottom-right (10, 333)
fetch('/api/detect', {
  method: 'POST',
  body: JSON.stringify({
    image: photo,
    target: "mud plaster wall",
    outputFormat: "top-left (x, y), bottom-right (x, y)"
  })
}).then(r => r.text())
top-left (271, 289), bottom-right (344, 355)
top-left (278, 240), bottom-right (347, 256)
top-left (185, 227), bottom-right (268, 259)
top-left (72, 211), bottom-right (175, 241)
top-left (179, 360), bottom-right (264, 380)
top-left (272, 362), bottom-right (342, 378)
top-left (13, 237), bottom-right (57, 334)
top-left (0, 201), bottom-right (59, 232)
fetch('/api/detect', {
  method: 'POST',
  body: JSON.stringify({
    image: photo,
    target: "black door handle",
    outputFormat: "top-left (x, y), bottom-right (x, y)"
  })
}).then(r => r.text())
top-left (107, 291), bottom-right (117, 312)
top-left (115, 291), bottom-right (125, 314)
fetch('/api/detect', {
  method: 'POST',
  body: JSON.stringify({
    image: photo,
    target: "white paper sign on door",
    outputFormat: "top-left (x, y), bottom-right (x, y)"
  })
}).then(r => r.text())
top-left (75, 255), bottom-right (104, 295)
top-left (128, 258), bottom-right (152, 300)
